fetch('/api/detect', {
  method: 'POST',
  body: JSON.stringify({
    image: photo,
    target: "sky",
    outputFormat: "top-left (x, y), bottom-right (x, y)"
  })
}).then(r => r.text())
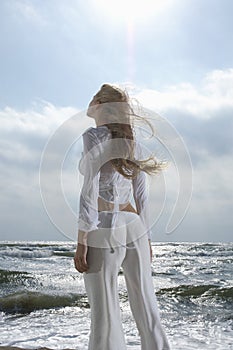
top-left (0, 0), bottom-right (232, 242)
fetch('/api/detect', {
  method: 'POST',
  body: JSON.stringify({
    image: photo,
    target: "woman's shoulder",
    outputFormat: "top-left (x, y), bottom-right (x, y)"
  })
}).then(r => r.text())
top-left (134, 139), bottom-right (144, 159)
top-left (82, 126), bottom-right (94, 136)
top-left (82, 125), bottom-right (110, 140)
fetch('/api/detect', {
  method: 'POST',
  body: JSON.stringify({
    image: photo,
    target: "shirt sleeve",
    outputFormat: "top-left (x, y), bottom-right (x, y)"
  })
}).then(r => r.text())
top-left (132, 142), bottom-right (153, 240)
top-left (77, 128), bottom-right (101, 232)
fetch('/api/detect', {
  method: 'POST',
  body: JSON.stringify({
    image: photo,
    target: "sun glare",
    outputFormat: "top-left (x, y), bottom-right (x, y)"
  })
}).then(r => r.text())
top-left (93, 0), bottom-right (173, 23)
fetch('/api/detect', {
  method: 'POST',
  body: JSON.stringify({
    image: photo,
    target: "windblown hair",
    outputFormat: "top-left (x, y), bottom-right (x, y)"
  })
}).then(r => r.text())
top-left (93, 83), bottom-right (168, 180)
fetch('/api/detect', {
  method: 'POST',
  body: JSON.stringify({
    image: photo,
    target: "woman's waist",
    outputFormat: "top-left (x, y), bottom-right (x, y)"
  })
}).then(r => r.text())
top-left (98, 196), bottom-right (138, 214)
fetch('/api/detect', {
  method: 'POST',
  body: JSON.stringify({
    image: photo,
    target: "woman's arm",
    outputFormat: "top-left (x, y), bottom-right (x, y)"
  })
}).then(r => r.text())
top-left (77, 129), bottom-right (101, 237)
top-left (74, 129), bottom-right (101, 273)
top-left (132, 170), bottom-right (153, 262)
top-left (132, 170), bottom-right (153, 241)
top-left (132, 138), bottom-right (154, 262)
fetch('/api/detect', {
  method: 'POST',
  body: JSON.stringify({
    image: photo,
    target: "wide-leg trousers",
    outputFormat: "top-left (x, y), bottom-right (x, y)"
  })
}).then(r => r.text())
top-left (83, 211), bottom-right (171, 350)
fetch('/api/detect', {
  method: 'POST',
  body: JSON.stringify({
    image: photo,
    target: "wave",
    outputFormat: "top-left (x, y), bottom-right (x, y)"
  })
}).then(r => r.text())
top-left (0, 241), bottom-right (74, 247)
top-left (1, 242), bottom-right (232, 261)
top-left (53, 251), bottom-right (74, 257)
top-left (0, 269), bottom-right (30, 284)
top-left (157, 284), bottom-right (233, 299)
top-left (0, 249), bottom-right (74, 259)
top-left (1, 283), bottom-right (232, 315)
top-left (0, 248), bottom-right (74, 259)
top-left (0, 291), bottom-right (89, 314)
top-left (1, 249), bottom-right (53, 259)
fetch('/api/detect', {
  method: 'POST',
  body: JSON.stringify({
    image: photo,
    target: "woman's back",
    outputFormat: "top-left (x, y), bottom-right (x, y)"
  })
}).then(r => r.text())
top-left (91, 124), bottom-right (133, 204)
top-left (78, 124), bottom-right (153, 241)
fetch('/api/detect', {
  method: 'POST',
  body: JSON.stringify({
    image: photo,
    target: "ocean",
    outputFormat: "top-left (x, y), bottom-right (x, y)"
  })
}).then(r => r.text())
top-left (0, 241), bottom-right (232, 350)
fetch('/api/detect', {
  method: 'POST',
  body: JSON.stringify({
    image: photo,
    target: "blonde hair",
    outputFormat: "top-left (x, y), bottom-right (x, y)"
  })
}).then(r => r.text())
top-left (93, 83), bottom-right (168, 179)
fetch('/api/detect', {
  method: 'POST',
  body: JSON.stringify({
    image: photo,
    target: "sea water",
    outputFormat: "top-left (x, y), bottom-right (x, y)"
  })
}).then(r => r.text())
top-left (0, 241), bottom-right (232, 349)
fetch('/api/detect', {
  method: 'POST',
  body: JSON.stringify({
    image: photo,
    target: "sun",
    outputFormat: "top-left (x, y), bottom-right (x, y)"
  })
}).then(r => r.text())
top-left (93, 0), bottom-right (173, 23)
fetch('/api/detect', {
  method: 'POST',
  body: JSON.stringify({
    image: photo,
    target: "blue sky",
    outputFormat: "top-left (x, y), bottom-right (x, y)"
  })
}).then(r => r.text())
top-left (0, 0), bottom-right (232, 242)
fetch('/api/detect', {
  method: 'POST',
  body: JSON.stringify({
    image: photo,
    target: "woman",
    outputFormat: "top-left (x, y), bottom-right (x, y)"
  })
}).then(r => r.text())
top-left (74, 84), bottom-right (171, 350)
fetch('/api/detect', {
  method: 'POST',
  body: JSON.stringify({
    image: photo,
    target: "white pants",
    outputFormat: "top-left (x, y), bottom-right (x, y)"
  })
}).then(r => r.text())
top-left (83, 211), bottom-right (171, 350)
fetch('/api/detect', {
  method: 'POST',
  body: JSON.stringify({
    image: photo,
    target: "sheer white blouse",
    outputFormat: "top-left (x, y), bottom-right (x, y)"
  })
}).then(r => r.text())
top-left (78, 125), bottom-right (152, 240)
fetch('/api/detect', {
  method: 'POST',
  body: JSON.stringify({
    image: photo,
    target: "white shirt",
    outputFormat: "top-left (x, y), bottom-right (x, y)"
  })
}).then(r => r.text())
top-left (78, 125), bottom-right (152, 240)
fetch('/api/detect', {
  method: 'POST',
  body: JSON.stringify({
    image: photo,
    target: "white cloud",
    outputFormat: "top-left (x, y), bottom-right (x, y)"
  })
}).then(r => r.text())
top-left (0, 68), bottom-right (232, 241)
top-left (0, 101), bottom-right (78, 170)
top-left (1, 101), bottom-right (77, 130)
top-left (202, 68), bottom-right (233, 98)
top-left (135, 68), bottom-right (233, 118)
top-left (130, 69), bottom-right (233, 241)
top-left (0, 101), bottom-right (85, 240)
top-left (12, 0), bottom-right (48, 26)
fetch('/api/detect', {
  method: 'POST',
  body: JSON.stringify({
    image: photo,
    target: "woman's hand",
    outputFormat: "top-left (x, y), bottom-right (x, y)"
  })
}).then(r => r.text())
top-left (148, 239), bottom-right (153, 263)
top-left (74, 243), bottom-right (89, 273)
top-left (74, 231), bottom-right (89, 273)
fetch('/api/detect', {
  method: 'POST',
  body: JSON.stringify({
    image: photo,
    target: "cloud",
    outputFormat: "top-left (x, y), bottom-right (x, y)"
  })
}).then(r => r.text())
top-left (0, 68), bottom-right (232, 241)
top-left (132, 69), bottom-right (233, 241)
top-left (131, 69), bottom-right (233, 161)
top-left (0, 102), bottom-right (82, 240)
top-left (135, 68), bottom-right (233, 117)
top-left (8, 0), bottom-right (48, 27)
top-left (0, 101), bottom-right (79, 166)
